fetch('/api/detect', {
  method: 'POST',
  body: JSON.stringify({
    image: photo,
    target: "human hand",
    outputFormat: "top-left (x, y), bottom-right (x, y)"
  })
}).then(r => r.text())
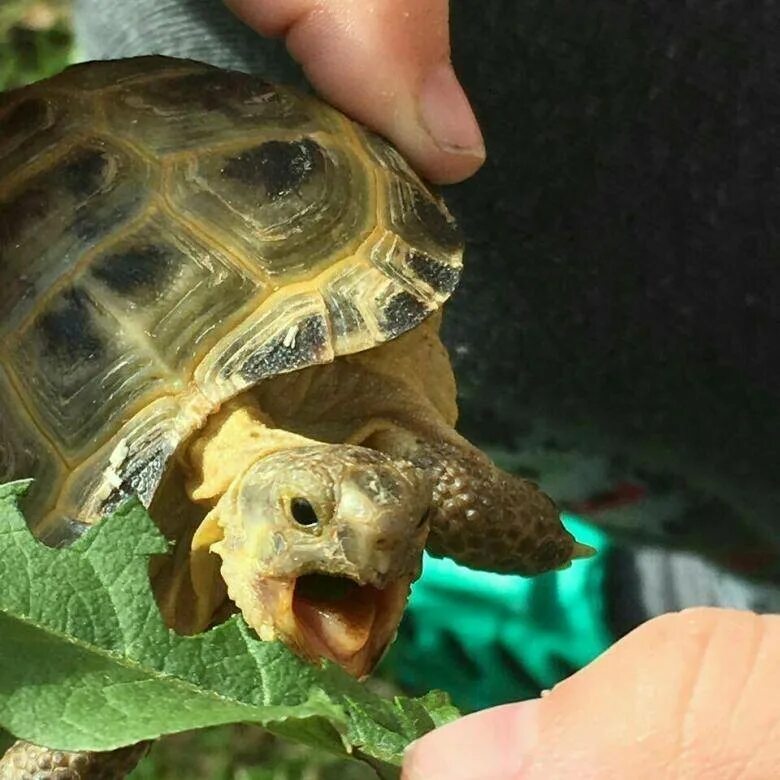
top-left (403, 608), bottom-right (779, 779)
top-left (223, 0), bottom-right (484, 184)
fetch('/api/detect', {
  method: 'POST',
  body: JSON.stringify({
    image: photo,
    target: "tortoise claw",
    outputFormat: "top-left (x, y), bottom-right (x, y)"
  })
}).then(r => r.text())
top-left (571, 541), bottom-right (598, 560)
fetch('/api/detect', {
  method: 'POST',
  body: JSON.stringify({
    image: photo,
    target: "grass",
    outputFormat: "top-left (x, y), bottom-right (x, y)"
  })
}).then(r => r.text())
top-left (0, 0), bottom-right (73, 90)
top-left (129, 727), bottom-right (375, 780)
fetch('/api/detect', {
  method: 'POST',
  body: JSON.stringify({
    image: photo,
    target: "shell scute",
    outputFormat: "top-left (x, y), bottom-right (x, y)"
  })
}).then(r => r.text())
top-left (54, 394), bottom-right (200, 529)
top-left (167, 135), bottom-right (371, 281)
top-left (87, 217), bottom-right (259, 374)
top-left (90, 241), bottom-right (178, 298)
top-left (103, 69), bottom-right (317, 155)
top-left (46, 56), bottom-right (205, 93)
top-left (358, 129), bottom-right (462, 300)
top-left (0, 138), bottom-right (154, 331)
top-left (194, 290), bottom-right (333, 403)
top-left (239, 312), bottom-right (331, 384)
top-left (0, 364), bottom-right (63, 521)
top-left (406, 252), bottom-right (461, 296)
top-left (0, 93), bottom-right (89, 183)
top-left (380, 290), bottom-right (432, 340)
top-left (9, 283), bottom-right (171, 460)
top-left (220, 138), bottom-right (322, 200)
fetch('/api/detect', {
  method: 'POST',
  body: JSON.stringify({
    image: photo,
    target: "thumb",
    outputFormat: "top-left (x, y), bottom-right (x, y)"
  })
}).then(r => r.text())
top-left (403, 608), bottom-right (780, 780)
top-left (224, 0), bottom-right (484, 184)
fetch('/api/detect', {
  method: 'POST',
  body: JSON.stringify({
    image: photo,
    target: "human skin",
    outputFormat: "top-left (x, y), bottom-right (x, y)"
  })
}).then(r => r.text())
top-left (403, 608), bottom-right (780, 779)
top-left (223, 0), bottom-right (484, 183)
top-left (225, 3), bottom-right (780, 778)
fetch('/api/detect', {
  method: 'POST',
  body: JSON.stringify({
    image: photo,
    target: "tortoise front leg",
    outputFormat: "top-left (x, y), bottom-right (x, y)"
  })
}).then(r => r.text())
top-left (0, 739), bottom-right (150, 779)
top-left (370, 428), bottom-right (594, 574)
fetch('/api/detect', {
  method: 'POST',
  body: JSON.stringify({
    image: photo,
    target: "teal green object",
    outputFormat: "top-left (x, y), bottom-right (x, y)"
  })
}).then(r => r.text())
top-left (387, 515), bottom-right (612, 712)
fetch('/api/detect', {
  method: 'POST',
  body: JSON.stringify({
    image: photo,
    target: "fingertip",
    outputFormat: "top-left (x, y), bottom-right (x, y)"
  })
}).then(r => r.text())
top-left (401, 131), bottom-right (485, 186)
top-left (285, 6), bottom-right (484, 185)
top-left (402, 702), bottom-right (538, 780)
top-left (411, 62), bottom-right (485, 183)
top-left (225, 0), bottom-right (484, 184)
top-left (403, 610), bottom-right (780, 779)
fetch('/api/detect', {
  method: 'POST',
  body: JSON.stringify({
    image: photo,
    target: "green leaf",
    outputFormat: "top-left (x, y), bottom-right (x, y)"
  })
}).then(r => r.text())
top-left (0, 481), bottom-right (458, 775)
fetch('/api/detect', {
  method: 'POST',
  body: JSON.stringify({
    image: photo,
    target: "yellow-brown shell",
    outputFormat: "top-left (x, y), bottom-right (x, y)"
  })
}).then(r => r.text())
top-left (0, 56), bottom-right (463, 536)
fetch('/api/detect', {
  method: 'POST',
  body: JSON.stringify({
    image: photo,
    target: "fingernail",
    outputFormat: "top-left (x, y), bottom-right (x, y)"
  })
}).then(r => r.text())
top-left (418, 63), bottom-right (485, 158)
top-left (402, 700), bottom-right (540, 780)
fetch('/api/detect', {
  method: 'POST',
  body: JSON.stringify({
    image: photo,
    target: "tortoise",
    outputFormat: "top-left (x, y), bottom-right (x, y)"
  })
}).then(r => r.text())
top-left (0, 56), bottom-right (590, 777)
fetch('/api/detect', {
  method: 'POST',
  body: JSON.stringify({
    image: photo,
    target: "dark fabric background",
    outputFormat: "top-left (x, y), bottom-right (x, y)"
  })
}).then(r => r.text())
top-left (442, 1), bottom-right (780, 571)
top-left (74, 0), bottom-right (780, 574)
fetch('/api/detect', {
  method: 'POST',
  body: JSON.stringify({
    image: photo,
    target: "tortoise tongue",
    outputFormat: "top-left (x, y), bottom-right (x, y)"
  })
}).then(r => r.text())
top-left (292, 577), bottom-right (378, 662)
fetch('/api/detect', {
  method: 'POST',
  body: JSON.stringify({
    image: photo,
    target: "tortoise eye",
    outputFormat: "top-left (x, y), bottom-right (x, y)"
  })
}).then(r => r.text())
top-left (290, 497), bottom-right (319, 527)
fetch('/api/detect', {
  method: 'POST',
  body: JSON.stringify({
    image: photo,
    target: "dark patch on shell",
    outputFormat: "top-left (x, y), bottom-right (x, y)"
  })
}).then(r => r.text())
top-left (71, 202), bottom-right (136, 244)
top-left (59, 147), bottom-right (109, 199)
top-left (411, 189), bottom-right (462, 250)
top-left (91, 243), bottom-right (177, 298)
top-left (221, 139), bottom-right (323, 200)
top-left (0, 98), bottom-right (48, 140)
top-left (99, 445), bottom-right (170, 514)
top-left (407, 251), bottom-right (460, 295)
top-left (0, 186), bottom-right (49, 256)
top-left (239, 314), bottom-right (329, 382)
top-left (40, 517), bottom-right (92, 548)
top-left (381, 291), bottom-right (430, 339)
top-left (36, 286), bottom-right (104, 364)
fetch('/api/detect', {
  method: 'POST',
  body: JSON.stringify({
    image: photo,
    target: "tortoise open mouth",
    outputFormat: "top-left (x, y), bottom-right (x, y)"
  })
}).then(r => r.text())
top-left (291, 573), bottom-right (409, 677)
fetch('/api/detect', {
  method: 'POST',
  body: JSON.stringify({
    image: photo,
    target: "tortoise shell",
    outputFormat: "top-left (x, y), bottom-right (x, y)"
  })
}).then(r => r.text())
top-left (0, 56), bottom-right (463, 537)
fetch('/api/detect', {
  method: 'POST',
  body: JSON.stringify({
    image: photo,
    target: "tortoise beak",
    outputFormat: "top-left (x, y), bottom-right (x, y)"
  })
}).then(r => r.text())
top-left (253, 573), bottom-right (411, 678)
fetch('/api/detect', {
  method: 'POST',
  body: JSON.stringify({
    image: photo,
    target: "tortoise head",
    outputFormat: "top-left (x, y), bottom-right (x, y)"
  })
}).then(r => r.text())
top-left (205, 445), bottom-right (431, 677)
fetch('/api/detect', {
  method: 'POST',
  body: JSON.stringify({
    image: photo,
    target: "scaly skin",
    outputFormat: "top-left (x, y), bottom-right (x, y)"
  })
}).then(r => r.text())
top-left (0, 740), bottom-right (150, 780)
top-left (369, 429), bottom-right (592, 573)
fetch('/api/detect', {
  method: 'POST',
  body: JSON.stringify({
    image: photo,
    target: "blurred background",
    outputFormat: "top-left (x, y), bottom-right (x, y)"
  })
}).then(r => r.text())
top-left (0, 0), bottom-right (71, 89)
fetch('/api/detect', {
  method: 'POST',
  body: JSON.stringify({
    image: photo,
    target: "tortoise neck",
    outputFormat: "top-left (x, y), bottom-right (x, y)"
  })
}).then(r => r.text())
top-left (183, 395), bottom-right (320, 506)
top-left (366, 426), bottom-right (588, 575)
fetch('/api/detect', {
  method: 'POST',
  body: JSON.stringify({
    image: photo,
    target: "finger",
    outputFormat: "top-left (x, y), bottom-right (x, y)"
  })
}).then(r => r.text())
top-left (224, 0), bottom-right (485, 184)
top-left (403, 608), bottom-right (780, 780)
